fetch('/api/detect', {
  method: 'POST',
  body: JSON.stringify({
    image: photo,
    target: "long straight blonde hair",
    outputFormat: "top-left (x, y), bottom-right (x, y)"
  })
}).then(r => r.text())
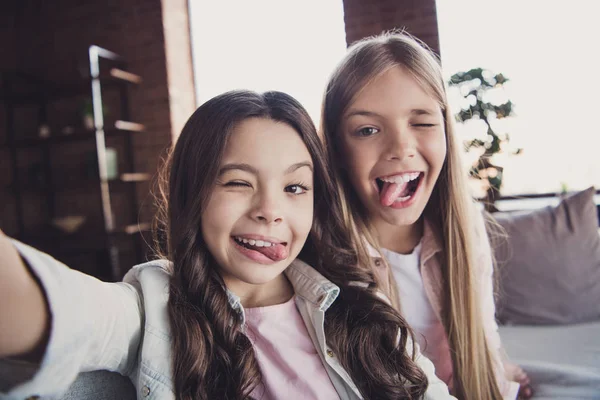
top-left (320, 31), bottom-right (503, 400)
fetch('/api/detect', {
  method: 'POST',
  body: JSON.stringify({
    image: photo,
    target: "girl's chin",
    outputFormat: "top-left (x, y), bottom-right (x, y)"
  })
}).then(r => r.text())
top-left (381, 210), bottom-right (422, 228)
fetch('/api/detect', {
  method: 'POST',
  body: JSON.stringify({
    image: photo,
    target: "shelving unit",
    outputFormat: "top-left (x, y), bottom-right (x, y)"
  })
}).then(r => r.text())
top-left (0, 45), bottom-right (150, 280)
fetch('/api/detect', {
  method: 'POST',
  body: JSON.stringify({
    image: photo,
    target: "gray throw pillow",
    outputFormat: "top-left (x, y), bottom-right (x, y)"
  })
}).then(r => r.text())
top-left (491, 187), bottom-right (600, 325)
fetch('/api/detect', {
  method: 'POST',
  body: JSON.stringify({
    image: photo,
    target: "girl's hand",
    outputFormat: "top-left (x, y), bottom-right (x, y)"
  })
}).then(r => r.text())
top-left (505, 362), bottom-right (533, 399)
top-left (0, 230), bottom-right (50, 360)
top-left (514, 367), bottom-right (533, 399)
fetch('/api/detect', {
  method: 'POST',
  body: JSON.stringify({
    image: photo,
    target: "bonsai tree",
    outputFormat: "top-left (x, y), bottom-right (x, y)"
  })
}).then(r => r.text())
top-left (448, 68), bottom-right (520, 211)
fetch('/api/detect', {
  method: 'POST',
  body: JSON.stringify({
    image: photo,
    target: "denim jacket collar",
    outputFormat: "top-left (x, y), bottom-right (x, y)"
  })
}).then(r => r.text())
top-left (226, 258), bottom-right (340, 325)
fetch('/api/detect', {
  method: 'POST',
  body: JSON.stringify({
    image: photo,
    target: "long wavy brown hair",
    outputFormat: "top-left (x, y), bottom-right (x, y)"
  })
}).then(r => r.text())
top-left (321, 32), bottom-right (503, 399)
top-left (154, 90), bottom-right (428, 399)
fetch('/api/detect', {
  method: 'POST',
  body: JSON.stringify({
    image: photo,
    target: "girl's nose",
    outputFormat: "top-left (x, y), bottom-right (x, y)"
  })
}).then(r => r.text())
top-left (385, 127), bottom-right (417, 161)
top-left (250, 192), bottom-right (283, 224)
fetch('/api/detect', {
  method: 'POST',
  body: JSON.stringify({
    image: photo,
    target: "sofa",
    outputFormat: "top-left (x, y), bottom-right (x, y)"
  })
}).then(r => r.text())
top-left (499, 321), bottom-right (600, 399)
top-left (492, 187), bottom-right (600, 399)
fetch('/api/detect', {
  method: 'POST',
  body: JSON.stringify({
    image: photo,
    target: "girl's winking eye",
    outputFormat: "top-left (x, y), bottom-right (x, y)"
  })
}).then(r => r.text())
top-left (223, 180), bottom-right (252, 188)
top-left (412, 122), bottom-right (437, 128)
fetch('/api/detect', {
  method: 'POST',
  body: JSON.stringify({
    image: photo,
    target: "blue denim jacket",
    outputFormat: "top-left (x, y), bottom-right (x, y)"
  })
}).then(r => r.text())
top-left (2, 240), bottom-right (455, 400)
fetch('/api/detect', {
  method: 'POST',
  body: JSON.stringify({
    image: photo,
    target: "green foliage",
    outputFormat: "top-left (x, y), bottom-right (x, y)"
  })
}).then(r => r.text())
top-left (448, 68), bottom-right (519, 201)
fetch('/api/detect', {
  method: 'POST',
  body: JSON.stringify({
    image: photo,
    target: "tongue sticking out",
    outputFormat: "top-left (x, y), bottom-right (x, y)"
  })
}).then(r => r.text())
top-left (380, 181), bottom-right (409, 206)
top-left (248, 243), bottom-right (288, 261)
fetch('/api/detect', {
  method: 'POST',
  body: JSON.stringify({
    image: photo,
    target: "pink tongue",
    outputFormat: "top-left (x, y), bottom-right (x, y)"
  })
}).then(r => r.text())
top-left (380, 181), bottom-right (408, 206)
top-left (253, 243), bottom-right (288, 261)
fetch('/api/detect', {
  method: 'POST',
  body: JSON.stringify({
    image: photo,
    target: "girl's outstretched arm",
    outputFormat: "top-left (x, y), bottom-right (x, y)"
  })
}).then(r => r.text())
top-left (0, 229), bottom-right (49, 359)
top-left (0, 232), bottom-right (144, 398)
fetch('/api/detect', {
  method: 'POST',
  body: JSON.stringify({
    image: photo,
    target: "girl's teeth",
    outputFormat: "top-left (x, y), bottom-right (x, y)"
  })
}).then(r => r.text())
top-left (380, 172), bottom-right (420, 184)
top-left (235, 237), bottom-right (274, 247)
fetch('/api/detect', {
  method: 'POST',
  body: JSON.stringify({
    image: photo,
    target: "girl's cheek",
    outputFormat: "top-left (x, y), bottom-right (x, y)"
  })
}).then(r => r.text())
top-left (422, 130), bottom-right (447, 156)
top-left (339, 138), bottom-right (363, 164)
top-left (206, 191), bottom-right (246, 216)
top-left (436, 133), bottom-right (448, 158)
top-left (349, 146), bottom-right (375, 175)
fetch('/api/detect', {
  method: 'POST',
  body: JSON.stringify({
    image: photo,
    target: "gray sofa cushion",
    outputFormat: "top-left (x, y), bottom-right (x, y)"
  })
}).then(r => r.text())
top-left (59, 370), bottom-right (136, 400)
top-left (499, 321), bottom-right (600, 399)
top-left (492, 187), bottom-right (600, 325)
top-left (0, 358), bottom-right (135, 399)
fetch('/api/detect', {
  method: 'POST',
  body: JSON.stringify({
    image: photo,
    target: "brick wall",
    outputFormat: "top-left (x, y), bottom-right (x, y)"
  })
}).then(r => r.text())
top-left (342, 0), bottom-right (440, 55)
top-left (0, 0), bottom-right (194, 278)
top-left (0, 0), bottom-right (173, 197)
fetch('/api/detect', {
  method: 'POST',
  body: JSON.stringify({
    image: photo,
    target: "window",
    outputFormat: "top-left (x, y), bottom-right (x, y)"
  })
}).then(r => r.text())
top-left (437, 0), bottom-right (600, 196)
top-left (188, 0), bottom-right (347, 125)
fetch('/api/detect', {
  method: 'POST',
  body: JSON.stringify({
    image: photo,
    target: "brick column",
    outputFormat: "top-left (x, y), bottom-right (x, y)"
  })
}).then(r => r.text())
top-left (161, 0), bottom-right (196, 141)
top-left (342, 0), bottom-right (440, 55)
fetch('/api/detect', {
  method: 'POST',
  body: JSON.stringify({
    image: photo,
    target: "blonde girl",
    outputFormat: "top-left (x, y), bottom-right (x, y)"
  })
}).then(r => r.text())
top-left (320, 32), bottom-right (530, 400)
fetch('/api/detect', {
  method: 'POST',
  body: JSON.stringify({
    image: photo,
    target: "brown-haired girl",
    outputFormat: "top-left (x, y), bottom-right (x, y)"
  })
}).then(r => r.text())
top-left (0, 90), bottom-right (454, 399)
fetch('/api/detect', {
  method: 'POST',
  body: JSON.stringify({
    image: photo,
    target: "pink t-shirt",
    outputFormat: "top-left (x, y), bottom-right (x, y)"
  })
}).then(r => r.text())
top-left (245, 297), bottom-right (340, 400)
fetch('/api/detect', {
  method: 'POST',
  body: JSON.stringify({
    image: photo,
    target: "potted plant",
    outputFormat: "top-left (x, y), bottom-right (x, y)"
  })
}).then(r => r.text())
top-left (448, 68), bottom-right (521, 212)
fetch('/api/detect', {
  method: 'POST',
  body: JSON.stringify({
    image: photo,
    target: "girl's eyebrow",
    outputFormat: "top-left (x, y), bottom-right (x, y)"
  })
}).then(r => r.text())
top-left (345, 109), bottom-right (381, 119)
top-left (218, 162), bottom-right (313, 176)
top-left (218, 163), bottom-right (258, 176)
top-left (286, 161), bottom-right (313, 174)
top-left (345, 108), bottom-right (437, 118)
top-left (411, 108), bottom-right (436, 116)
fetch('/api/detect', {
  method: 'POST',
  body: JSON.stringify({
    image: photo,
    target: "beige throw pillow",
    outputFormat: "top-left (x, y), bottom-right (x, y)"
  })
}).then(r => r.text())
top-left (492, 187), bottom-right (600, 325)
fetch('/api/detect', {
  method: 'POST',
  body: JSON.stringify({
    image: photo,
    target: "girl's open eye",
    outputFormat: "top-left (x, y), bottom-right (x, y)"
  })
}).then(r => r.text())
top-left (285, 184), bottom-right (310, 195)
top-left (355, 126), bottom-right (380, 137)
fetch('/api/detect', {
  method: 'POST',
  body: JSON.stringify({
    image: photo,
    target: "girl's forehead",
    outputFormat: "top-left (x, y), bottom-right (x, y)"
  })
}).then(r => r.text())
top-left (345, 67), bottom-right (442, 118)
top-left (221, 118), bottom-right (313, 172)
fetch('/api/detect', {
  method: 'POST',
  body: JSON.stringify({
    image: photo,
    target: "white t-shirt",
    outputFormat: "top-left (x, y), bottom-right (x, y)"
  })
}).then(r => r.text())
top-left (381, 243), bottom-right (451, 382)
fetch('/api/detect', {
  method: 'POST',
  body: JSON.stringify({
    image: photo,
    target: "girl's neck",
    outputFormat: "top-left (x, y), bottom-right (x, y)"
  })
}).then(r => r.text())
top-left (373, 217), bottom-right (424, 255)
top-left (224, 272), bottom-right (294, 309)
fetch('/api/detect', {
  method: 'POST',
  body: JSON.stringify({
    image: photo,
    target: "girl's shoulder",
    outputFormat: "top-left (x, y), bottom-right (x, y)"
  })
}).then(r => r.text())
top-left (123, 259), bottom-right (174, 365)
top-left (123, 259), bottom-right (172, 320)
top-left (124, 259), bottom-right (171, 283)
